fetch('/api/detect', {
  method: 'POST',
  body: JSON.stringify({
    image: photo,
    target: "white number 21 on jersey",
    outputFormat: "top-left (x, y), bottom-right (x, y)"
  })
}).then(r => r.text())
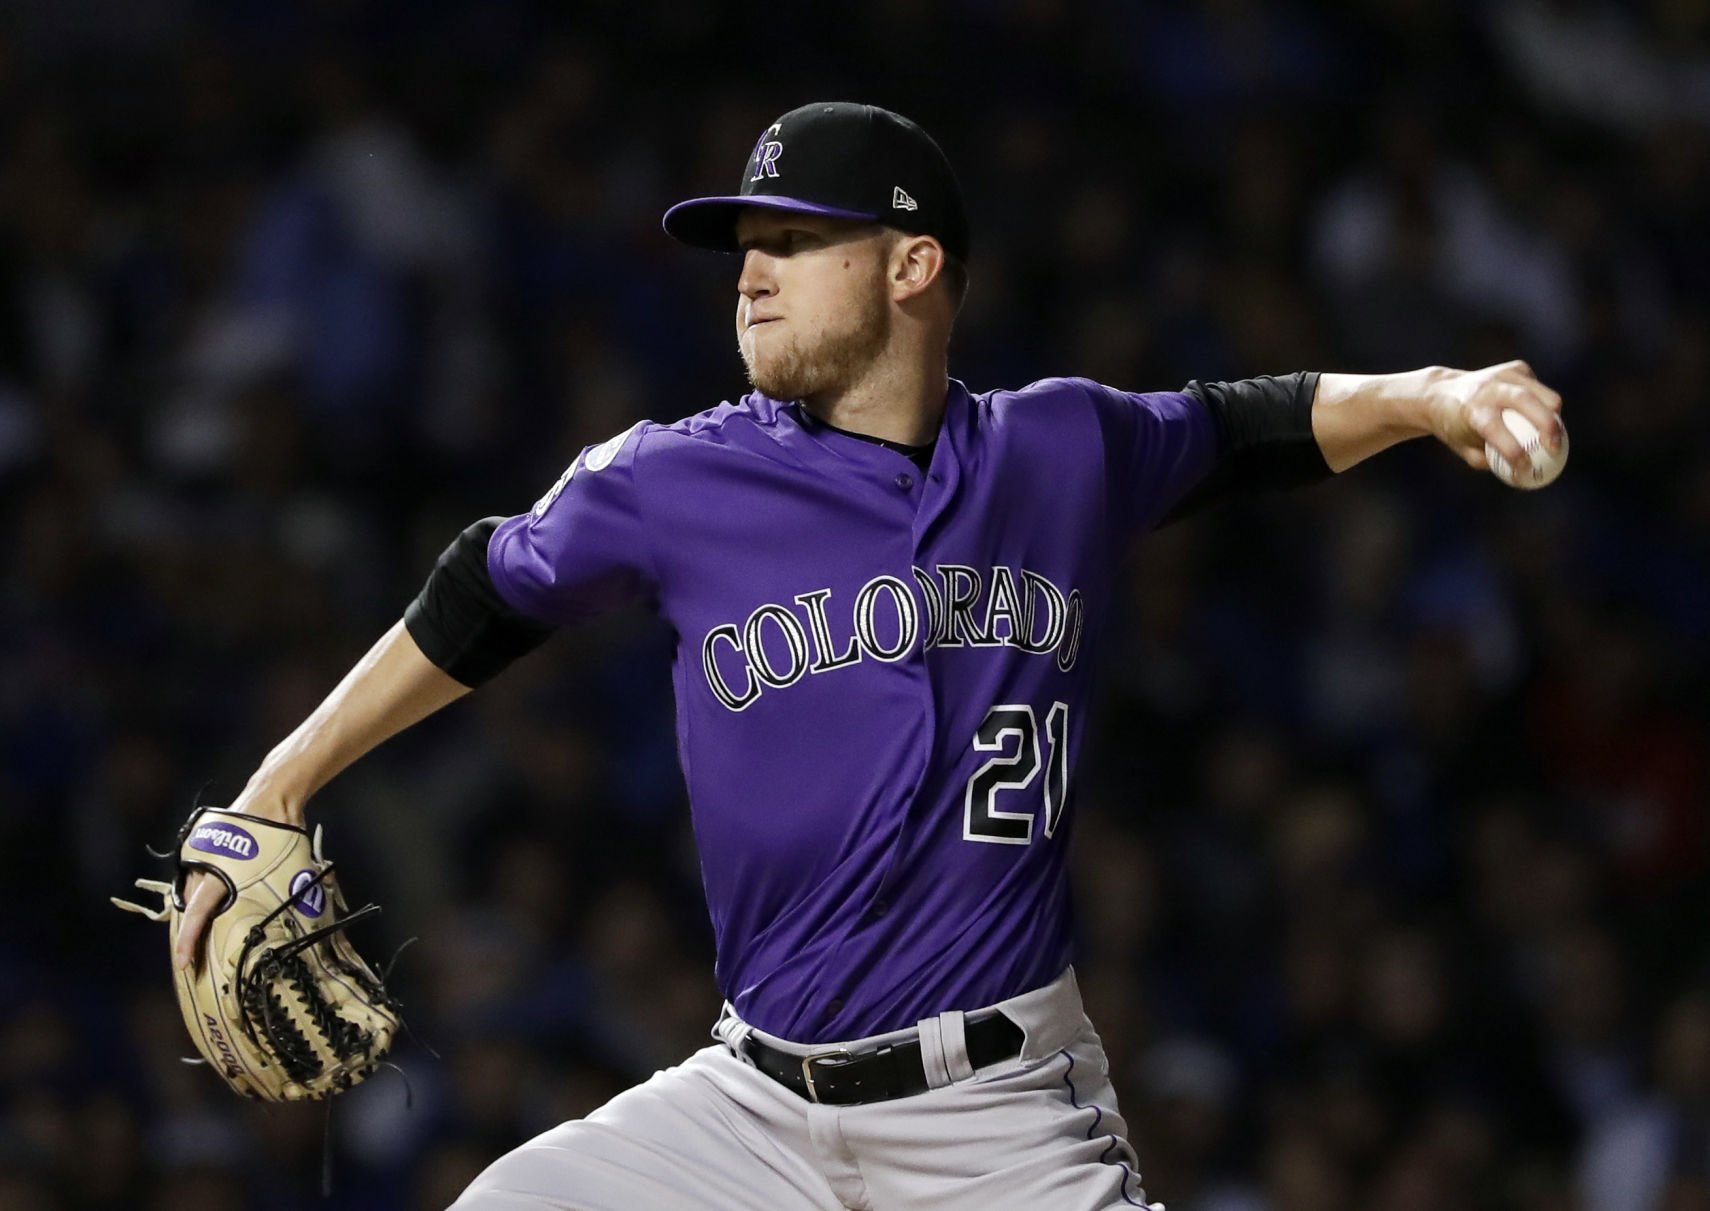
top-left (963, 702), bottom-right (1069, 844)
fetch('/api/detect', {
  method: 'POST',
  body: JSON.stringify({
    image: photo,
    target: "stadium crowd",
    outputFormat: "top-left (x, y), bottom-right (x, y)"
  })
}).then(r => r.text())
top-left (1, 1), bottom-right (1707, 1208)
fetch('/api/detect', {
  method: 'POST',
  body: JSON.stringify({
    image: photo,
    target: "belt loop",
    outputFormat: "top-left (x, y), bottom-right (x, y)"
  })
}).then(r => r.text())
top-left (938, 1010), bottom-right (974, 1082)
top-left (997, 965), bottom-right (1076, 1060)
top-left (713, 1003), bottom-right (753, 1058)
top-left (916, 1015), bottom-right (953, 1089)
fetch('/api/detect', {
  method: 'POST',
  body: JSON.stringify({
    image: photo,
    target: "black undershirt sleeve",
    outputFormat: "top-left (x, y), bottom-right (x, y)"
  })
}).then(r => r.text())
top-left (404, 517), bottom-right (557, 687)
top-left (1164, 371), bottom-right (1332, 523)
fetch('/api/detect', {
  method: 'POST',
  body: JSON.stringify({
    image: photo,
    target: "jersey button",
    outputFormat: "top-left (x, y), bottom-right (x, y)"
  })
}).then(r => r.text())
top-left (828, 998), bottom-right (845, 1015)
top-left (895, 472), bottom-right (913, 490)
top-left (871, 900), bottom-right (889, 917)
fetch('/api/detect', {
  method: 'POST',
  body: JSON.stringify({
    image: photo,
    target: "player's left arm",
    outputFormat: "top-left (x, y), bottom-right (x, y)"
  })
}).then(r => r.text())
top-left (1310, 360), bottom-right (1564, 474)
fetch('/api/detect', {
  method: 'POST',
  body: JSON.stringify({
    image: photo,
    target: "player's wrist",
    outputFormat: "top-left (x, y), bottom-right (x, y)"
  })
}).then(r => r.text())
top-left (1411, 365), bottom-right (1461, 437)
top-left (1313, 368), bottom-right (1438, 471)
top-left (229, 781), bottom-right (308, 827)
top-left (1360, 365), bottom-right (1441, 439)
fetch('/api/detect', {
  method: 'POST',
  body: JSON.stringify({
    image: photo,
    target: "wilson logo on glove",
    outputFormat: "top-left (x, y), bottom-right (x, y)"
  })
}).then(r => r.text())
top-left (189, 823), bottom-right (258, 860)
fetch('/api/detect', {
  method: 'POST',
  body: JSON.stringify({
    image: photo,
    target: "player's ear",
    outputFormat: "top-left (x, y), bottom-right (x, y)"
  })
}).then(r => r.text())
top-left (888, 234), bottom-right (946, 304)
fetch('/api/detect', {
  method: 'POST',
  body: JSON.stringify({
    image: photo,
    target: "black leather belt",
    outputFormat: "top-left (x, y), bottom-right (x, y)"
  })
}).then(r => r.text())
top-left (741, 1012), bottom-right (1025, 1106)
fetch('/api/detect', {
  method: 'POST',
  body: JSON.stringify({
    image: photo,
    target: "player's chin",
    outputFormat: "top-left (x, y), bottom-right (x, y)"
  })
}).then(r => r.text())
top-left (744, 346), bottom-right (804, 396)
top-left (746, 365), bottom-right (800, 399)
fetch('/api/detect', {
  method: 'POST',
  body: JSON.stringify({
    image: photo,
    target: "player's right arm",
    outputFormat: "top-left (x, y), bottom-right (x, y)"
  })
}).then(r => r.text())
top-left (174, 620), bottom-right (472, 970)
top-left (176, 421), bottom-right (657, 971)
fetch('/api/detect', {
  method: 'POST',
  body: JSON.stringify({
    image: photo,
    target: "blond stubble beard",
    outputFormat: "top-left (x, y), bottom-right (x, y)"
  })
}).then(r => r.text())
top-left (739, 278), bottom-right (893, 402)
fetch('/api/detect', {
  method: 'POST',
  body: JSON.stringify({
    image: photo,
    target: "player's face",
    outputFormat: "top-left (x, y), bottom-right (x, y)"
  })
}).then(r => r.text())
top-left (733, 211), bottom-right (894, 401)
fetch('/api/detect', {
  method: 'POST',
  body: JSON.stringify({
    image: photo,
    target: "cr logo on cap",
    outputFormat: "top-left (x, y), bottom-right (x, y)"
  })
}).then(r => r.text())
top-left (750, 123), bottom-right (783, 182)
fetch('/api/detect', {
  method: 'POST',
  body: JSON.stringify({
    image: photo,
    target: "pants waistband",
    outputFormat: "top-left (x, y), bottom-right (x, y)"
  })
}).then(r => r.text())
top-left (713, 966), bottom-right (1087, 1092)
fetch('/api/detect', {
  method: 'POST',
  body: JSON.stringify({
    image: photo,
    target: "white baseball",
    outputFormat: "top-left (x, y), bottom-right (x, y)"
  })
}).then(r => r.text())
top-left (1485, 408), bottom-right (1568, 490)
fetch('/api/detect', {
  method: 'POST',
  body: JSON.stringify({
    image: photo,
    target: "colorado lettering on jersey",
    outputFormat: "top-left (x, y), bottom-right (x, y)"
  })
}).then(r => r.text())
top-left (701, 564), bottom-right (1085, 712)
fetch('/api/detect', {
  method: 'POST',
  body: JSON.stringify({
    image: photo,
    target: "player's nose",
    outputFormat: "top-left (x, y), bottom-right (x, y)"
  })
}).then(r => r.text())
top-left (737, 249), bottom-right (776, 300)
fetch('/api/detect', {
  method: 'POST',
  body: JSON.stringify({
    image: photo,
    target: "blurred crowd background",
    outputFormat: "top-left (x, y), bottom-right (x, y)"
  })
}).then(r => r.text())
top-left (2, 0), bottom-right (1707, 1208)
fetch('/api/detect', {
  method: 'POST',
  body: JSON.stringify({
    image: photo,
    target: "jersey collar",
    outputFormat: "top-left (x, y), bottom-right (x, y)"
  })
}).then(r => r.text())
top-left (764, 379), bottom-right (971, 483)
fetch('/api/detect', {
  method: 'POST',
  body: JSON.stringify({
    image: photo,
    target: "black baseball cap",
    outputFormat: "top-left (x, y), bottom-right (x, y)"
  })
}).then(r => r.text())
top-left (663, 102), bottom-right (970, 263)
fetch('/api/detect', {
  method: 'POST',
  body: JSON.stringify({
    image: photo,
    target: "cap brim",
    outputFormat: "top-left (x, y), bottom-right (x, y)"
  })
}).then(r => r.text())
top-left (662, 195), bottom-right (879, 252)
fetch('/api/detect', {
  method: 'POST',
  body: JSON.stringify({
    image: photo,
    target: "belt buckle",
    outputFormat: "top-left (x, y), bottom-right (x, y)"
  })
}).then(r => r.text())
top-left (801, 1048), bottom-right (854, 1104)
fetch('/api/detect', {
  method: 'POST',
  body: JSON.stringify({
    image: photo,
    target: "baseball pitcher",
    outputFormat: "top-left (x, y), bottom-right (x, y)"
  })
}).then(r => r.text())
top-left (163, 103), bottom-right (1564, 1209)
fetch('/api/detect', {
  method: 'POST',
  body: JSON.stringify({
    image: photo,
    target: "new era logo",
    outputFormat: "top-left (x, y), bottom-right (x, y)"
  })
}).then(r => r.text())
top-left (892, 186), bottom-right (918, 212)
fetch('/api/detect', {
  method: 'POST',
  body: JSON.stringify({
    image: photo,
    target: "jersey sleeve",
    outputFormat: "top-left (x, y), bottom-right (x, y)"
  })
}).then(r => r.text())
top-left (486, 420), bottom-right (659, 625)
top-left (1078, 379), bottom-right (1222, 535)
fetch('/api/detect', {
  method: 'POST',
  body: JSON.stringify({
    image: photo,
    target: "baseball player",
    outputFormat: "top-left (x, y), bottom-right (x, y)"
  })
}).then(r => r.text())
top-left (172, 102), bottom-right (1564, 1209)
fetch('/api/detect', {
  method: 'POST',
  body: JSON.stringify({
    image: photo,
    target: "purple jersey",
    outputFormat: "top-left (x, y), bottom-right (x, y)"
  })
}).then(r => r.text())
top-left (488, 377), bottom-right (1216, 1042)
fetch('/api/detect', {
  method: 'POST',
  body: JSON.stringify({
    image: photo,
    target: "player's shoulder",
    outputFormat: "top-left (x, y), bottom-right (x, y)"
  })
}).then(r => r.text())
top-left (974, 375), bottom-right (1112, 414)
top-left (637, 392), bottom-right (798, 457)
top-left (967, 376), bottom-right (1120, 438)
top-left (975, 375), bottom-right (1200, 422)
top-left (965, 377), bottom-right (1207, 464)
top-left (524, 399), bottom-right (778, 516)
top-left (650, 395), bottom-right (754, 437)
top-left (951, 378), bottom-right (1111, 468)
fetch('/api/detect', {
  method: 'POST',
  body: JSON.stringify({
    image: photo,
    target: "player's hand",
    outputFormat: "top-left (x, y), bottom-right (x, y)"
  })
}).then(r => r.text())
top-left (1423, 360), bottom-right (1564, 472)
top-left (173, 791), bottom-right (305, 973)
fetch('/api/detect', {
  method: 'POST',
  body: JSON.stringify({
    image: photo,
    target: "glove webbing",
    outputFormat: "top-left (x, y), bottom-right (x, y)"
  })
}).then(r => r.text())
top-left (233, 862), bottom-right (389, 1086)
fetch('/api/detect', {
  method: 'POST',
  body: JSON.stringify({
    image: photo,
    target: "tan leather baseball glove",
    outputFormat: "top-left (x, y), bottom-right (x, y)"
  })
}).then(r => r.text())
top-left (113, 806), bottom-right (402, 1101)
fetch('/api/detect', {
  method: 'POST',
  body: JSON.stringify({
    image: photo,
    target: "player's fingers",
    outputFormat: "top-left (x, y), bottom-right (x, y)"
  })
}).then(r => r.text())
top-left (1494, 364), bottom-right (1565, 423)
top-left (1471, 394), bottom-right (1532, 469)
top-left (173, 872), bottom-right (227, 973)
top-left (1491, 380), bottom-right (1566, 453)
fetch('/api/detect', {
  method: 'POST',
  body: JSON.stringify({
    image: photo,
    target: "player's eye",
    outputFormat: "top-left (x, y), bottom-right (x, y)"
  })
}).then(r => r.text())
top-left (738, 231), bottom-right (816, 256)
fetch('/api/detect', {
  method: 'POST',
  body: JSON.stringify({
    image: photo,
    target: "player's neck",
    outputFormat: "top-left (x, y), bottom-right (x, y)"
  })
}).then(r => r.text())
top-left (802, 346), bottom-right (949, 447)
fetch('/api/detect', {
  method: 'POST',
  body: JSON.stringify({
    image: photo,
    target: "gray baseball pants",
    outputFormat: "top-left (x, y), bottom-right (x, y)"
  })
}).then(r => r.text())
top-left (450, 966), bottom-right (1161, 1210)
